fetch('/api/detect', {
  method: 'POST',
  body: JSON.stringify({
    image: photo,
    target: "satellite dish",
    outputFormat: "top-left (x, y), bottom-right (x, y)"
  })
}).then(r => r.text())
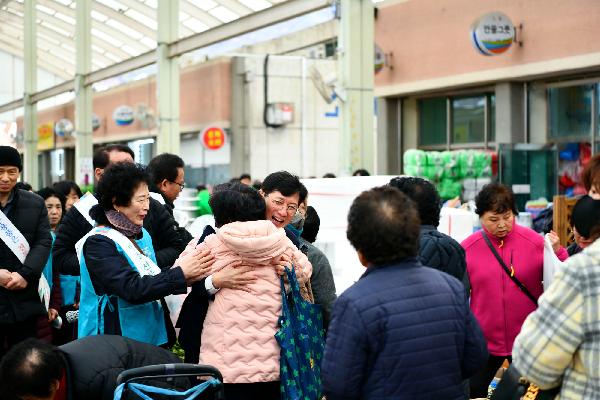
top-left (309, 65), bottom-right (335, 104)
top-left (135, 103), bottom-right (156, 129)
top-left (54, 119), bottom-right (74, 137)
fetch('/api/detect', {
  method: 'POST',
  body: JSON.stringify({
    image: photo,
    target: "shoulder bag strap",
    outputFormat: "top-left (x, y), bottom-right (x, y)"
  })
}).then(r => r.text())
top-left (481, 231), bottom-right (538, 306)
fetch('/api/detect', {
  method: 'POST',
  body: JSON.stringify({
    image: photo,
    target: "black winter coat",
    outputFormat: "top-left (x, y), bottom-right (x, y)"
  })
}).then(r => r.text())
top-left (418, 225), bottom-right (467, 283)
top-left (53, 197), bottom-right (185, 275)
top-left (60, 335), bottom-right (182, 400)
top-left (0, 189), bottom-right (52, 323)
top-left (148, 185), bottom-right (193, 245)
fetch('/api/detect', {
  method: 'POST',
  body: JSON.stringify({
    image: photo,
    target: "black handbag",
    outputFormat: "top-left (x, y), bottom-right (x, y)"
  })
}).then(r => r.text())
top-left (490, 364), bottom-right (560, 400)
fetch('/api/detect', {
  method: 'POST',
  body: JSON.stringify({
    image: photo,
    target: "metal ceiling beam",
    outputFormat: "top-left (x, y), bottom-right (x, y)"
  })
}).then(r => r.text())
top-left (8, 0), bottom-right (146, 58)
top-left (217, 0), bottom-right (253, 17)
top-left (169, 0), bottom-right (331, 57)
top-left (0, 0), bottom-right (332, 112)
top-left (179, 2), bottom-right (222, 31)
top-left (2, 17), bottom-right (116, 67)
top-left (0, 40), bottom-right (72, 79)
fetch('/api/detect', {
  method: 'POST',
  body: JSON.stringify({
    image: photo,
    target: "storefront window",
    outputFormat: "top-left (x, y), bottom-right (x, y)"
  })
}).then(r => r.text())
top-left (419, 97), bottom-right (446, 146)
top-left (548, 85), bottom-right (593, 138)
top-left (452, 96), bottom-right (485, 144)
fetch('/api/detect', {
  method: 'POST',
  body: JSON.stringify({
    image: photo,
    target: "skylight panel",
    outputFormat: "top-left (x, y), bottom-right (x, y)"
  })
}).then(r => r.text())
top-left (42, 22), bottom-right (71, 37)
top-left (91, 10), bottom-right (109, 22)
top-left (188, 0), bottom-right (218, 12)
top-left (104, 52), bottom-right (122, 63)
top-left (92, 60), bottom-right (108, 69)
top-left (238, 0), bottom-right (272, 12)
top-left (54, 0), bottom-right (73, 6)
top-left (182, 17), bottom-right (209, 32)
top-left (38, 33), bottom-right (60, 45)
top-left (106, 19), bottom-right (143, 40)
top-left (54, 12), bottom-right (76, 25)
top-left (209, 6), bottom-right (238, 23)
top-left (140, 37), bottom-right (157, 49)
top-left (92, 27), bottom-right (124, 47)
top-left (124, 9), bottom-right (157, 30)
top-left (91, 44), bottom-right (105, 53)
top-left (95, 0), bottom-right (126, 12)
top-left (144, 0), bottom-right (158, 9)
top-left (36, 4), bottom-right (56, 15)
top-left (60, 43), bottom-right (76, 53)
top-left (121, 45), bottom-right (142, 56)
top-left (180, 11), bottom-right (190, 22)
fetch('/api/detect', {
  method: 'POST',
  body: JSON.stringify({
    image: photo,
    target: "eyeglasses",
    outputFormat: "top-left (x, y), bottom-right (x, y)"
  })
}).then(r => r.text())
top-left (267, 195), bottom-right (298, 215)
top-left (170, 180), bottom-right (185, 191)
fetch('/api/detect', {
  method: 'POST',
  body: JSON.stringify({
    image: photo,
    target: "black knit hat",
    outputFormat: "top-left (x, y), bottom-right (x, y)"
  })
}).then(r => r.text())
top-left (571, 195), bottom-right (600, 238)
top-left (0, 146), bottom-right (22, 171)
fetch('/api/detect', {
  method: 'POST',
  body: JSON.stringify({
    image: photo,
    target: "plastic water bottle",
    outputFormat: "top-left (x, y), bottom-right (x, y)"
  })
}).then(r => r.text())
top-left (487, 376), bottom-right (500, 398)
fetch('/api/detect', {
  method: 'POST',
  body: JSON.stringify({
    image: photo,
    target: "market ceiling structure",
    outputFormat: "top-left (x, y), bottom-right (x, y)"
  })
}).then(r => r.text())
top-left (0, 0), bottom-right (292, 80)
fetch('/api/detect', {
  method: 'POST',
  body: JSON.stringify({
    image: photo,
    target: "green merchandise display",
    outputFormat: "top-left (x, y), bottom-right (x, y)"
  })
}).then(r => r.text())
top-left (403, 149), bottom-right (493, 200)
top-left (438, 178), bottom-right (463, 200)
top-left (459, 151), bottom-right (492, 178)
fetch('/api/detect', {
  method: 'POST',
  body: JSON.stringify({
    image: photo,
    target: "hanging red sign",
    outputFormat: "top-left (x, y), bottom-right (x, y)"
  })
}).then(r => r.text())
top-left (201, 126), bottom-right (226, 150)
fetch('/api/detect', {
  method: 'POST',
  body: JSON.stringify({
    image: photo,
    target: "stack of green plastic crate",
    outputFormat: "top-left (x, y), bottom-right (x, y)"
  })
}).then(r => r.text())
top-left (403, 149), bottom-right (492, 200)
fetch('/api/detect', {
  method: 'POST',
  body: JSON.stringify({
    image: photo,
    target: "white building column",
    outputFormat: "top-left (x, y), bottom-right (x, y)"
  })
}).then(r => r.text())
top-left (156, 0), bottom-right (180, 155)
top-left (338, 0), bottom-right (375, 174)
top-left (23, 0), bottom-right (38, 187)
top-left (75, 0), bottom-right (93, 187)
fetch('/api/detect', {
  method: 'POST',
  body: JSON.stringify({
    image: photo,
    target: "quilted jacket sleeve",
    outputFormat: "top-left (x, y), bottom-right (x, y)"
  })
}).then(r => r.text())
top-left (322, 295), bottom-right (367, 400)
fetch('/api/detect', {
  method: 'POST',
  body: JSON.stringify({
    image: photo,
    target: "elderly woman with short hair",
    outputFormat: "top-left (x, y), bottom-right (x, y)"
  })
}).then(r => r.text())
top-left (77, 162), bottom-right (211, 347)
top-left (462, 183), bottom-right (568, 397)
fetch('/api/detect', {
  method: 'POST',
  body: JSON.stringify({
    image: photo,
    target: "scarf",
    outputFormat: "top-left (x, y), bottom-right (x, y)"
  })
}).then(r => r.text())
top-left (105, 209), bottom-right (142, 238)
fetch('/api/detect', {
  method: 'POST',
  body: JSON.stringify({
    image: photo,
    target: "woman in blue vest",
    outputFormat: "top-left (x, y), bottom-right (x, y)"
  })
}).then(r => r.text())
top-left (77, 162), bottom-right (212, 347)
top-left (36, 187), bottom-right (66, 344)
top-left (38, 187), bottom-right (81, 345)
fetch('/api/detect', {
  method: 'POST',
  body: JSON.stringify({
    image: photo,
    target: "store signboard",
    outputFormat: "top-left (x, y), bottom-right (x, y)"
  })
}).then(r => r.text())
top-left (37, 122), bottom-right (55, 151)
top-left (200, 126), bottom-right (226, 150)
top-left (113, 105), bottom-right (134, 126)
top-left (471, 12), bottom-right (515, 56)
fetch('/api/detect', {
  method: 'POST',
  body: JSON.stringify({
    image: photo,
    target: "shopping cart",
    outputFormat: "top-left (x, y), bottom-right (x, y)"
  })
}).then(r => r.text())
top-left (113, 363), bottom-right (225, 400)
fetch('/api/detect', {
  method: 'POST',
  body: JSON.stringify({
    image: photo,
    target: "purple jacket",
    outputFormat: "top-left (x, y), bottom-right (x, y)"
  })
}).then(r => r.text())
top-left (461, 223), bottom-right (568, 356)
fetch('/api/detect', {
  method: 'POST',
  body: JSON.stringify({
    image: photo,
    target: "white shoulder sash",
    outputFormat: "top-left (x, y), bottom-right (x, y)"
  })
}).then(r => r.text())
top-left (73, 192), bottom-right (98, 226)
top-left (0, 207), bottom-right (50, 309)
top-left (0, 209), bottom-right (30, 264)
top-left (150, 192), bottom-right (165, 205)
top-left (76, 227), bottom-right (161, 277)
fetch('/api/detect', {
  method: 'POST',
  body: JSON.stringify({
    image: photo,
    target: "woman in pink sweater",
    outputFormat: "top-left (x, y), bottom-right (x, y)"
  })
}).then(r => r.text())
top-left (462, 183), bottom-right (568, 398)
top-left (181, 183), bottom-right (311, 400)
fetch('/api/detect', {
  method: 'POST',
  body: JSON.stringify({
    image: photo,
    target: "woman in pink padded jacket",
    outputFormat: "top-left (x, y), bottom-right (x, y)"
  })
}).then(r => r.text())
top-left (180, 182), bottom-right (311, 400)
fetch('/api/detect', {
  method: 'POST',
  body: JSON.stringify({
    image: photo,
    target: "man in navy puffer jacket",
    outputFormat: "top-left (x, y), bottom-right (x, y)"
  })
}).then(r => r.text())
top-left (389, 176), bottom-right (467, 286)
top-left (322, 187), bottom-right (488, 400)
